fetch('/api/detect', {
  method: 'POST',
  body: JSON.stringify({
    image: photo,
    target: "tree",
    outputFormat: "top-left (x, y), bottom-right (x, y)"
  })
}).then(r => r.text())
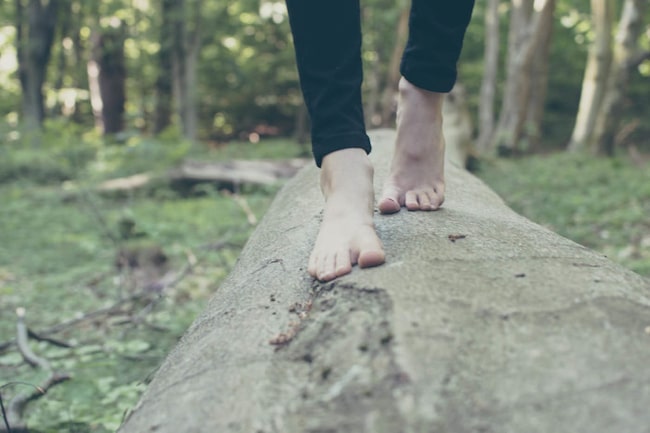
top-left (491, 0), bottom-right (556, 155)
top-left (171, 0), bottom-right (202, 141)
top-left (15, 0), bottom-right (60, 128)
top-left (567, 0), bottom-right (615, 153)
top-left (379, 3), bottom-right (410, 127)
top-left (87, 22), bottom-right (127, 135)
top-left (592, 0), bottom-right (649, 155)
top-left (153, 0), bottom-right (175, 134)
top-left (476, 0), bottom-right (501, 153)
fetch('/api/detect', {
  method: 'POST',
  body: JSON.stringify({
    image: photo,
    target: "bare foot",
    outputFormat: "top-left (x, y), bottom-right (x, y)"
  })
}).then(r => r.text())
top-left (378, 77), bottom-right (446, 214)
top-left (308, 148), bottom-right (385, 281)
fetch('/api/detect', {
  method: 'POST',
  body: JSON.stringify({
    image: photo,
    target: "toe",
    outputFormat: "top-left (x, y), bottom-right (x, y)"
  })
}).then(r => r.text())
top-left (378, 185), bottom-right (402, 214)
top-left (378, 197), bottom-right (401, 214)
top-left (308, 252), bottom-right (318, 278)
top-left (417, 192), bottom-right (433, 211)
top-left (334, 249), bottom-right (352, 277)
top-left (318, 253), bottom-right (337, 282)
top-left (357, 231), bottom-right (385, 268)
top-left (405, 191), bottom-right (419, 211)
top-left (358, 249), bottom-right (385, 268)
top-left (428, 190), bottom-right (443, 210)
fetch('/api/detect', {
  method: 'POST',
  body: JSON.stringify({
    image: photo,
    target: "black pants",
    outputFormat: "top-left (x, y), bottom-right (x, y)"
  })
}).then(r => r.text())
top-left (286, 0), bottom-right (475, 166)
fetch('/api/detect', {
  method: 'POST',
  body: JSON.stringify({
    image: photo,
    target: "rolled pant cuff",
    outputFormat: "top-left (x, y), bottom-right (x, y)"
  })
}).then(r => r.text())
top-left (312, 132), bottom-right (372, 167)
top-left (400, 61), bottom-right (457, 93)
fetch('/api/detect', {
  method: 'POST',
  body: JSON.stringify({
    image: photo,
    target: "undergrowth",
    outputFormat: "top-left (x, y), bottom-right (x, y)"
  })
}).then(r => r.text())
top-left (0, 126), bottom-right (304, 432)
top-left (476, 152), bottom-right (650, 277)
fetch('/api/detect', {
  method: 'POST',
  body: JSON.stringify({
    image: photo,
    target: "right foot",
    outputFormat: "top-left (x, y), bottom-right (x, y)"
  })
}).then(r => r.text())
top-left (378, 77), bottom-right (446, 214)
top-left (308, 149), bottom-right (385, 282)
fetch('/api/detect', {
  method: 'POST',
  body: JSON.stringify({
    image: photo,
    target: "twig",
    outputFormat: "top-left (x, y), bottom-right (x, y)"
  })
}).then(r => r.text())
top-left (26, 330), bottom-right (74, 349)
top-left (0, 293), bottom-right (148, 353)
top-left (0, 391), bottom-right (10, 433)
top-left (6, 374), bottom-right (71, 430)
top-left (15, 308), bottom-right (50, 370)
top-left (222, 190), bottom-right (257, 225)
top-left (4, 310), bottom-right (72, 431)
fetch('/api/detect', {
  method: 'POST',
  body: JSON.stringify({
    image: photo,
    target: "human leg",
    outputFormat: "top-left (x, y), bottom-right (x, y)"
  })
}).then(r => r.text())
top-left (285, 0), bottom-right (384, 281)
top-left (379, 0), bottom-right (475, 214)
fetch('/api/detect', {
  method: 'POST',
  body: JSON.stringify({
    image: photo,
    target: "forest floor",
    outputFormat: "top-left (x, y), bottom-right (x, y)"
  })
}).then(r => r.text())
top-left (0, 133), bottom-right (648, 432)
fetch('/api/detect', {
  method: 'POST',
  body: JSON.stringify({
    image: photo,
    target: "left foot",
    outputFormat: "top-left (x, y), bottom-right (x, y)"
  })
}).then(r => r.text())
top-left (308, 149), bottom-right (385, 282)
top-left (378, 77), bottom-right (446, 214)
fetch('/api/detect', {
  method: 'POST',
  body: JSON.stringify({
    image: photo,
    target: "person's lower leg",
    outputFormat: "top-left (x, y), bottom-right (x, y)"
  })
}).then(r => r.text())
top-left (308, 149), bottom-right (384, 282)
top-left (379, 78), bottom-right (446, 213)
top-left (286, 0), bottom-right (384, 280)
top-left (379, 0), bottom-right (474, 214)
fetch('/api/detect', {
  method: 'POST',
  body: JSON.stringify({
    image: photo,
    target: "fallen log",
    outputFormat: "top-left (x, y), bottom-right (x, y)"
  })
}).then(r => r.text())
top-left (98, 158), bottom-right (309, 193)
top-left (119, 129), bottom-right (650, 433)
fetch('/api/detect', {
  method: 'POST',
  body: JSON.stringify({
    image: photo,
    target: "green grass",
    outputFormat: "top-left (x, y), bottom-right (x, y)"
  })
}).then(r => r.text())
top-left (475, 152), bottom-right (650, 277)
top-left (0, 133), bottom-right (303, 432)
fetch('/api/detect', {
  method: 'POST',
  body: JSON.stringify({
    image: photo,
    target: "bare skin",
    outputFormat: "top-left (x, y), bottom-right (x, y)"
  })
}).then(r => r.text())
top-left (378, 77), bottom-right (446, 214)
top-left (308, 148), bottom-right (385, 282)
top-left (308, 78), bottom-right (446, 281)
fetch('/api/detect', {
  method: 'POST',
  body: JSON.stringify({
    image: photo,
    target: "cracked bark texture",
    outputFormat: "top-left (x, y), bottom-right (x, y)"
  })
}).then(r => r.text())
top-left (119, 129), bottom-right (650, 433)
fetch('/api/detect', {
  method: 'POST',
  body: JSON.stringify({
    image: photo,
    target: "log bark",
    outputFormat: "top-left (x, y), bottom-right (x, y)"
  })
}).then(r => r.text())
top-left (119, 129), bottom-right (650, 433)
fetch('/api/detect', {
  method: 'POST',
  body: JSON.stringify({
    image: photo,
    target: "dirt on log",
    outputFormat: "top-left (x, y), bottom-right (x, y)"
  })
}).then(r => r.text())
top-left (119, 129), bottom-right (650, 433)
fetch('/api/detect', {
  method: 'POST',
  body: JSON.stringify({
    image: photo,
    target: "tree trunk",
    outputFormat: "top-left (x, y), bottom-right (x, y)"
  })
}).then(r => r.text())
top-left (380, 5), bottom-right (409, 126)
top-left (15, 0), bottom-right (59, 129)
top-left (491, 0), bottom-right (555, 155)
top-left (364, 60), bottom-right (382, 128)
top-left (293, 102), bottom-right (309, 148)
top-left (592, 0), bottom-right (648, 155)
top-left (476, 0), bottom-right (500, 154)
top-left (153, 0), bottom-right (174, 134)
top-left (443, 83), bottom-right (475, 168)
top-left (524, 1), bottom-right (555, 151)
top-left (567, 0), bottom-right (615, 153)
top-left (88, 25), bottom-right (127, 135)
top-left (171, 0), bottom-right (202, 141)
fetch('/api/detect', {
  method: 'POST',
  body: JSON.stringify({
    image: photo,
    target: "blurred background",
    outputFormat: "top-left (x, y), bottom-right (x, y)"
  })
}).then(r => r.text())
top-left (0, 0), bottom-right (648, 431)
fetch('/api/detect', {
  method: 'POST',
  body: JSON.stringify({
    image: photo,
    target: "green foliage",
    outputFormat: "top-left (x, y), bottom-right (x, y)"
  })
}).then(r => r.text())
top-left (477, 153), bottom-right (650, 276)
top-left (0, 129), bottom-right (303, 432)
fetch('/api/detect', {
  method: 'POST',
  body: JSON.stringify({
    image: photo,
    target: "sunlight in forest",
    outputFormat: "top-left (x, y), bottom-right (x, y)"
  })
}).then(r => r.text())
top-left (1, 0), bottom-right (649, 430)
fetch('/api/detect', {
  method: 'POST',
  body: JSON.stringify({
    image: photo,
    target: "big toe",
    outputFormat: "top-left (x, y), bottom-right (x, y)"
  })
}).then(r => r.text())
top-left (357, 235), bottom-right (385, 268)
top-left (378, 196), bottom-right (401, 214)
top-left (358, 249), bottom-right (385, 268)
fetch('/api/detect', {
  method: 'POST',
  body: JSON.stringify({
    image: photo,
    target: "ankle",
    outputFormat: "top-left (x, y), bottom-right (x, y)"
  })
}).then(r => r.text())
top-left (398, 77), bottom-right (445, 113)
top-left (320, 148), bottom-right (373, 195)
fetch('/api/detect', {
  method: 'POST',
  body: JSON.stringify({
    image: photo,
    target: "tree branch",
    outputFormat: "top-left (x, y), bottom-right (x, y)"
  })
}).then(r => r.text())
top-left (628, 50), bottom-right (650, 69)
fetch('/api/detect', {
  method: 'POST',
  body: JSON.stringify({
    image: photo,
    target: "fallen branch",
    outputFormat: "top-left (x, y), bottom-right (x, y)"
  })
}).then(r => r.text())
top-left (2, 310), bottom-right (72, 432)
top-left (4, 374), bottom-right (71, 432)
top-left (15, 308), bottom-right (50, 370)
top-left (222, 190), bottom-right (257, 225)
top-left (97, 159), bottom-right (309, 193)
